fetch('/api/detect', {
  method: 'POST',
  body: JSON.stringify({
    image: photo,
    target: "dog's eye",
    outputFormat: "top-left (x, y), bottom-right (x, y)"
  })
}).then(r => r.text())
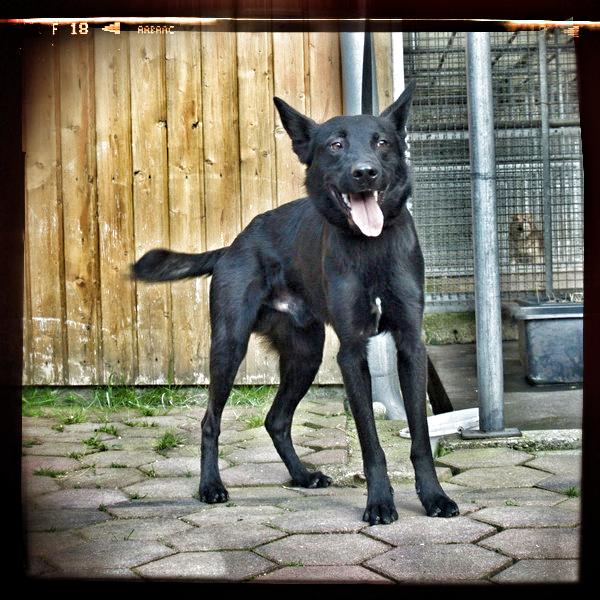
top-left (330, 141), bottom-right (343, 151)
top-left (377, 139), bottom-right (390, 148)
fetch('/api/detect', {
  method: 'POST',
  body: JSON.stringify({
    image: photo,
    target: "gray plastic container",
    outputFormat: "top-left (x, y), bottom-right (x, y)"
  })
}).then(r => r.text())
top-left (509, 301), bottom-right (583, 385)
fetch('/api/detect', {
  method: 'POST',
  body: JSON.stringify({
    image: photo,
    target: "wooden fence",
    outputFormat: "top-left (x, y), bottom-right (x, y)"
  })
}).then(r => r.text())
top-left (22, 25), bottom-right (394, 386)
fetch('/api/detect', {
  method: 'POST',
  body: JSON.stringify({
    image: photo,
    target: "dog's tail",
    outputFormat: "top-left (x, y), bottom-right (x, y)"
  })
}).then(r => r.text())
top-left (132, 248), bottom-right (227, 282)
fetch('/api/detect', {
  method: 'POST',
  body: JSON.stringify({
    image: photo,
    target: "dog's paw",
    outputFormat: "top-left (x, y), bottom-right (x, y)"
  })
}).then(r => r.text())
top-left (424, 494), bottom-right (459, 518)
top-left (199, 482), bottom-right (229, 504)
top-left (363, 501), bottom-right (398, 526)
top-left (293, 471), bottom-right (332, 489)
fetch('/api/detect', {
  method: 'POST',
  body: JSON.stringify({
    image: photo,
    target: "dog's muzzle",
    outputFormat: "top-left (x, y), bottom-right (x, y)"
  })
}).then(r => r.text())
top-left (331, 187), bottom-right (385, 237)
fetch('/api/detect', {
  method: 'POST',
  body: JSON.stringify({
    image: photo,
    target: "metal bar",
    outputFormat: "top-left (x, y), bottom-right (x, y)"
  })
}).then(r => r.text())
top-left (465, 32), bottom-right (507, 433)
top-left (539, 31), bottom-right (554, 297)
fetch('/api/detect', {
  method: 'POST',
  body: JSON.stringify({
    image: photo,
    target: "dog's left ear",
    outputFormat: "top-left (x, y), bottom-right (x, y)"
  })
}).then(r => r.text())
top-left (380, 79), bottom-right (416, 134)
top-left (274, 97), bottom-right (318, 165)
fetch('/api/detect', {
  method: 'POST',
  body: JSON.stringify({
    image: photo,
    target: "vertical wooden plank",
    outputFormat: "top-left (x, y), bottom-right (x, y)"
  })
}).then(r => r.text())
top-left (273, 30), bottom-right (308, 206)
top-left (306, 30), bottom-right (343, 122)
top-left (165, 31), bottom-right (210, 383)
top-left (374, 29), bottom-right (394, 112)
top-left (58, 28), bottom-right (100, 384)
top-left (201, 26), bottom-right (241, 251)
top-left (94, 31), bottom-right (137, 384)
top-left (22, 35), bottom-right (67, 384)
top-left (237, 28), bottom-right (281, 383)
top-left (130, 33), bottom-right (172, 384)
top-left (306, 31), bottom-right (343, 384)
top-left (237, 29), bottom-right (276, 226)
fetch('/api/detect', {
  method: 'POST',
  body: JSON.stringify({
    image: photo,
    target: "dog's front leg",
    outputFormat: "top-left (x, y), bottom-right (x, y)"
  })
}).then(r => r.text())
top-left (393, 332), bottom-right (459, 518)
top-left (337, 340), bottom-right (398, 525)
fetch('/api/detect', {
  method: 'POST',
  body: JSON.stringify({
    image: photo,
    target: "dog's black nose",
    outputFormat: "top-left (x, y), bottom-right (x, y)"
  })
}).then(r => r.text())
top-left (352, 163), bottom-right (379, 182)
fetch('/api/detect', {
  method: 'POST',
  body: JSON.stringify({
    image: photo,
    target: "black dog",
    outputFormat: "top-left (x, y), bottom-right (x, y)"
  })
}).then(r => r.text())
top-left (133, 81), bottom-right (459, 524)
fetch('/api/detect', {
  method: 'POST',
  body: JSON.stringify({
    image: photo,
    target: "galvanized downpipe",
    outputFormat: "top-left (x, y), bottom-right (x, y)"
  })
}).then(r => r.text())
top-left (465, 32), bottom-right (519, 437)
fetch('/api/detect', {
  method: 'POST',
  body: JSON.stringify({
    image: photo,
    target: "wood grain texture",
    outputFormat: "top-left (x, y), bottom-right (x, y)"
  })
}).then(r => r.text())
top-left (22, 29), bottom-right (348, 386)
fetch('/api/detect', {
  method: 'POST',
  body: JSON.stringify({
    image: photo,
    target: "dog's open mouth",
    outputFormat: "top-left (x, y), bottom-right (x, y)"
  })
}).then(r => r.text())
top-left (331, 188), bottom-right (385, 237)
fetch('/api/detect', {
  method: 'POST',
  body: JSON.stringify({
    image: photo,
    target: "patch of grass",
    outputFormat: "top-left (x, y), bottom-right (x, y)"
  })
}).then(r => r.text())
top-left (229, 385), bottom-right (274, 407)
top-left (565, 486), bottom-right (580, 498)
top-left (33, 468), bottom-right (65, 478)
top-left (82, 435), bottom-right (109, 452)
top-left (154, 429), bottom-right (184, 455)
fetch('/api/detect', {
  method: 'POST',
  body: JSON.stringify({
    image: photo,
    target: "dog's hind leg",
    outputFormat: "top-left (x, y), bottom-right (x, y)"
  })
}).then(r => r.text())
top-left (199, 327), bottom-right (249, 504)
top-left (263, 320), bottom-right (332, 489)
top-left (199, 273), bottom-right (266, 504)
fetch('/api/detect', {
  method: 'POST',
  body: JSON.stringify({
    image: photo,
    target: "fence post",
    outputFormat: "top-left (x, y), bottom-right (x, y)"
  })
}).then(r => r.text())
top-left (464, 32), bottom-right (520, 437)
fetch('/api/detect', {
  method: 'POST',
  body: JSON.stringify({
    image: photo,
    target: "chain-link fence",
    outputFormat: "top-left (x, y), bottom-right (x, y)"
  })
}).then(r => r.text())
top-left (404, 30), bottom-right (584, 312)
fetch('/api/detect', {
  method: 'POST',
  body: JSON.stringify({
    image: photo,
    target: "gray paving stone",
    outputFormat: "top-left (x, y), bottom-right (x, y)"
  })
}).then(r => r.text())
top-left (526, 451), bottom-right (582, 475)
top-left (436, 447), bottom-right (534, 470)
top-left (365, 515), bottom-right (497, 546)
top-left (22, 455), bottom-right (82, 476)
top-left (79, 450), bottom-right (158, 468)
top-left (365, 543), bottom-right (512, 583)
top-left (59, 467), bottom-right (146, 489)
top-left (470, 505), bottom-right (580, 528)
top-left (164, 522), bottom-right (286, 551)
top-left (106, 498), bottom-right (202, 519)
top-left (32, 488), bottom-right (130, 509)
top-left (491, 558), bottom-right (579, 583)
top-left (251, 565), bottom-right (394, 584)
top-left (221, 462), bottom-right (292, 486)
top-left (452, 486), bottom-right (568, 507)
top-left (268, 507), bottom-right (367, 533)
top-left (536, 473), bottom-right (581, 494)
top-left (76, 517), bottom-right (192, 541)
top-left (134, 550), bottom-right (275, 581)
top-left (448, 465), bottom-right (550, 489)
top-left (47, 540), bottom-right (174, 571)
top-left (121, 476), bottom-right (198, 499)
top-left (140, 456), bottom-right (199, 476)
top-left (479, 528), bottom-right (580, 559)
top-left (303, 448), bottom-right (348, 466)
top-left (184, 504), bottom-right (287, 525)
top-left (25, 507), bottom-right (112, 532)
top-left (257, 533), bottom-right (390, 566)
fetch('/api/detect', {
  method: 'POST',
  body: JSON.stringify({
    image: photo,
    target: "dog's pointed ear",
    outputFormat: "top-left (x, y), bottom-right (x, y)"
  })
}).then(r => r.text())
top-left (380, 79), bottom-right (416, 134)
top-left (274, 97), bottom-right (318, 165)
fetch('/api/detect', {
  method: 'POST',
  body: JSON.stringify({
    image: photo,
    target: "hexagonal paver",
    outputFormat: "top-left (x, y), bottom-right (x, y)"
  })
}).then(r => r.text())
top-left (257, 533), bottom-right (390, 566)
top-left (491, 558), bottom-right (579, 583)
top-left (48, 540), bottom-right (174, 571)
top-left (77, 517), bottom-right (192, 541)
top-left (252, 565), bottom-right (394, 584)
top-left (436, 447), bottom-right (534, 470)
top-left (134, 550), bottom-right (274, 581)
top-left (448, 466), bottom-right (549, 489)
top-left (32, 488), bottom-right (130, 509)
top-left (479, 528), bottom-right (580, 559)
top-left (267, 507), bottom-right (366, 534)
top-left (365, 543), bottom-right (511, 583)
top-left (470, 506), bottom-right (579, 529)
top-left (366, 516), bottom-right (496, 545)
top-left (164, 522), bottom-right (286, 551)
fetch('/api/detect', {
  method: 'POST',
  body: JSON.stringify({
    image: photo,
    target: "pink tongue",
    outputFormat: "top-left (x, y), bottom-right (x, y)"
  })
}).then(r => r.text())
top-left (350, 192), bottom-right (384, 237)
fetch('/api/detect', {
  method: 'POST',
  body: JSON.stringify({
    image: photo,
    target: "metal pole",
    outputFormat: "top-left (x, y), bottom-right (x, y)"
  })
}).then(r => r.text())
top-left (539, 32), bottom-right (554, 298)
top-left (465, 32), bottom-right (518, 436)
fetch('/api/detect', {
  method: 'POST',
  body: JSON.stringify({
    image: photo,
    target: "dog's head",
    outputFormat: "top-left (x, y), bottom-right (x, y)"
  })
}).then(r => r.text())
top-left (510, 213), bottom-right (535, 236)
top-left (274, 81), bottom-right (415, 237)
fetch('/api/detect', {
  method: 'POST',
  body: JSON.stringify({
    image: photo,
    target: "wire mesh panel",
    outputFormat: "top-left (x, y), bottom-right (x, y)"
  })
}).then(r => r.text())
top-left (404, 30), bottom-right (584, 311)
